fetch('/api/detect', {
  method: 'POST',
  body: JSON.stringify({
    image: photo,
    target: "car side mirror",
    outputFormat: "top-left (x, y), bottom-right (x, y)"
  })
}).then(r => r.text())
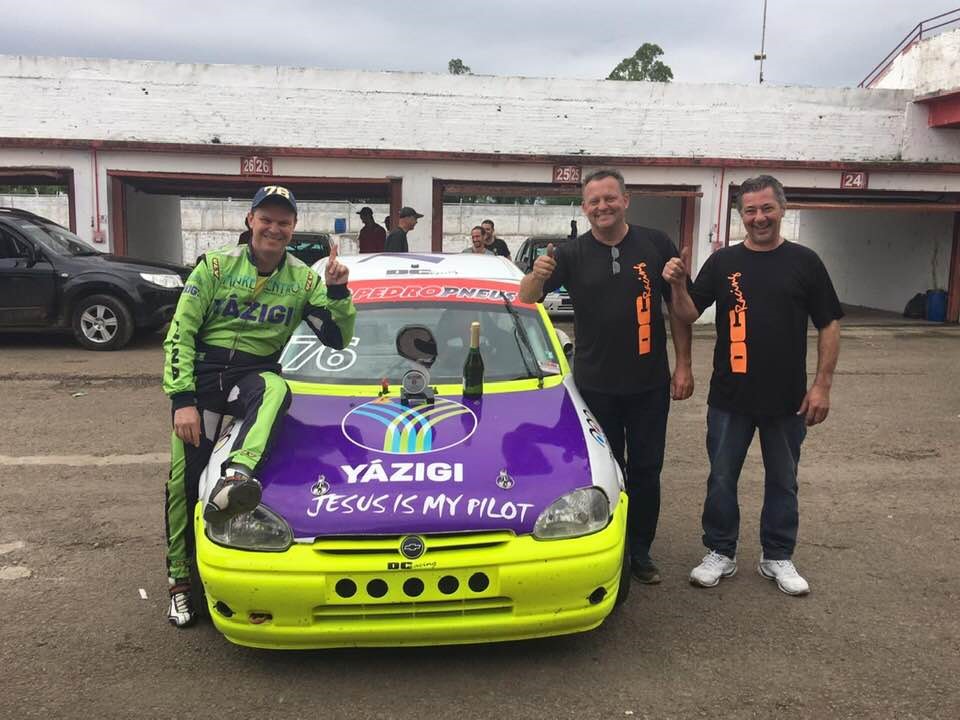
top-left (555, 328), bottom-right (574, 359)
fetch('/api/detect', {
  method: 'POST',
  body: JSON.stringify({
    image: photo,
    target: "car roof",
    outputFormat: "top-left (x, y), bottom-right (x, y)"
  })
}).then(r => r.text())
top-left (329, 252), bottom-right (524, 282)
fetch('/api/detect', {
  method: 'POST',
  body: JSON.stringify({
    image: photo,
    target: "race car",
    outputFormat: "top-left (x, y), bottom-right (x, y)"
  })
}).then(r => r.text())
top-left (194, 252), bottom-right (629, 649)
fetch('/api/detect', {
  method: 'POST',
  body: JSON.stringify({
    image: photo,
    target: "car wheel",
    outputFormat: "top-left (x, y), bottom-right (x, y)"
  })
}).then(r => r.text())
top-left (614, 539), bottom-right (631, 607)
top-left (71, 294), bottom-right (134, 351)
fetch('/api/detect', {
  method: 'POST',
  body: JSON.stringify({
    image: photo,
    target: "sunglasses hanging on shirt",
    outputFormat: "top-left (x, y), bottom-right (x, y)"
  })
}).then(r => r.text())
top-left (611, 246), bottom-right (621, 275)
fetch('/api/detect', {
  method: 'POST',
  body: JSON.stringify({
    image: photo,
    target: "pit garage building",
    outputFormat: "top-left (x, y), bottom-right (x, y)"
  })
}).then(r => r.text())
top-left (1, 27), bottom-right (959, 322)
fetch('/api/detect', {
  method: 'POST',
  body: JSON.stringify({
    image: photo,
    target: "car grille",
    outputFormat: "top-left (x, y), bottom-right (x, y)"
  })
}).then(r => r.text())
top-left (311, 531), bottom-right (513, 556)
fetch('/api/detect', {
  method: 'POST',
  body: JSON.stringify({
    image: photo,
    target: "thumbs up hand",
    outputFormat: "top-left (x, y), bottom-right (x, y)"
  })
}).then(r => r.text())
top-left (532, 243), bottom-right (557, 280)
top-left (662, 245), bottom-right (690, 286)
top-left (324, 244), bottom-right (349, 286)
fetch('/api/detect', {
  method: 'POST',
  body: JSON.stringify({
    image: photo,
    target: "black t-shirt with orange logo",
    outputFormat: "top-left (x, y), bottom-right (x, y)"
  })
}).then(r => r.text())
top-left (690, 240), bottom-right (843, 416)
top-left (544, 225), bottom-right (679, 394)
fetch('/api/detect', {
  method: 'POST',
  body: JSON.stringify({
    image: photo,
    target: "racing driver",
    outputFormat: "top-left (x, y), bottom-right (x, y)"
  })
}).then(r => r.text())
top-left (162, 185), bottom-right (356, 628)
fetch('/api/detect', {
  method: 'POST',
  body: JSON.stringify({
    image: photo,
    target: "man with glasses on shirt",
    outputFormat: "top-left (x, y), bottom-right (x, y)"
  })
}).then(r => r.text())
top-left (519, 168), bottom-right (694, 585)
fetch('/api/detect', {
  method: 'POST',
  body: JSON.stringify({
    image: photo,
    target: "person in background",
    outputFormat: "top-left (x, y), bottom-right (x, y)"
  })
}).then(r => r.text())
top-left (461, 225), bottom-right (496, 254)
top-left (480, 219), bottom-right (511, 258)
top-left (384, 206), bottom-right (423, 252)
top-left (356, 206), bottom-right (386, 253)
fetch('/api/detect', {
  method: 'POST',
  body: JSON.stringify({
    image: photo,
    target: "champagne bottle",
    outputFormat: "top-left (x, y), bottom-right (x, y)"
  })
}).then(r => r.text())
top-left (462, 321), bottom-right (484, 398)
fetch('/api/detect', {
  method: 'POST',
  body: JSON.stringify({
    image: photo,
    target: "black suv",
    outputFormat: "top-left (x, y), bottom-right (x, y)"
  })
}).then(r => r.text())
top-left (0, 208), bottom-right (191, 350)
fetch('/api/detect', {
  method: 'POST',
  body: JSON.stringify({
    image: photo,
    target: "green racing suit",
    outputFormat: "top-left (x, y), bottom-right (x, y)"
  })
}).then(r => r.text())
top-left (162, 244), bottom-right (356, 581)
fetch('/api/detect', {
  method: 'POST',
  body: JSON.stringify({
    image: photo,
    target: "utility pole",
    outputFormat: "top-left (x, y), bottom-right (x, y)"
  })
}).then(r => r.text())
top-left (754, 0), bottom-right (768, 83)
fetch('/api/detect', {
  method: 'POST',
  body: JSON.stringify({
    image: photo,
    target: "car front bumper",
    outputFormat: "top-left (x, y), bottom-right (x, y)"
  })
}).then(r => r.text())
top-left (195, 492), bottom-right (627, 649)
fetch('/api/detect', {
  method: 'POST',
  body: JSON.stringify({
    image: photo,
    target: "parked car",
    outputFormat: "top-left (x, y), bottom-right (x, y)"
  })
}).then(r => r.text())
top-left (0, 207), bottom-right (190, 350)
top-left (287, 232), bottom-right (331, 266)
top-left (513, 234), bottom-right (573, 317)
top-left (193, 252), bottom-right (628, 649)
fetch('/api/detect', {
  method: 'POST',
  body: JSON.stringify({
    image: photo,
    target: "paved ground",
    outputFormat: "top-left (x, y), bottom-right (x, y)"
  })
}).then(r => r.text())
top-left (1, 322), bottom-right (958, 720)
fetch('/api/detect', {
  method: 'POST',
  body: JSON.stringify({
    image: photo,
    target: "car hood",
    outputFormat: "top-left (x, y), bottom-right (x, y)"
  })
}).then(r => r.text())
top-left (92, 253), bottom-right (191, 277)
top-left (260, 384), bottom-right (593, 538)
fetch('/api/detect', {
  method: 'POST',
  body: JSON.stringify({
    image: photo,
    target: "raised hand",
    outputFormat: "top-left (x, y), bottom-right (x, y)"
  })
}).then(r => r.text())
top-left (532, 243), bottom-right (557, 280)
top-left (662, 244), bottom-right (691, 286)
top-left (324, 244), bottom-right (349, 286)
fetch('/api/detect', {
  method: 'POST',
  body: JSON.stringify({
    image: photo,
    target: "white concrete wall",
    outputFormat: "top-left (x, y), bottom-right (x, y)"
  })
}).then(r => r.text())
top-left (626, 197), bottom-right (682, 245)
top-left (874, 27), bottom-right (960, 94)
top-left (0, 193), bottom-right (69, 226)
top-left (124, 190), bottom-right (182, 265)
top-left (3, 54), bottom-right (953, 163)
top-left (794, 210), bottom-right (954, 312)
top-left (730, 208), bottom-right (954, 313)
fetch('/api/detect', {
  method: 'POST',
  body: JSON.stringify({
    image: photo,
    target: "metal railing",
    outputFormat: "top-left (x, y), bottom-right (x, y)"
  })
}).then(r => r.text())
top-left (859, 8), bottom-right (960, 87)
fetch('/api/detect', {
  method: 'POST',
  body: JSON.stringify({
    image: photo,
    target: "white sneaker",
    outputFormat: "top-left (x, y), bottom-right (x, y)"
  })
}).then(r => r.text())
top-left (758, 555), bottom-right (810, 596)
top-left (689, 550), bottom-right (737, 587)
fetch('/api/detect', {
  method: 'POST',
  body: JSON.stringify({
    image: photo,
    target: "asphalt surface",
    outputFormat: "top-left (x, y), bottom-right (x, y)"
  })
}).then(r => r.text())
top-left (1, 322), bottom-right (958, 719)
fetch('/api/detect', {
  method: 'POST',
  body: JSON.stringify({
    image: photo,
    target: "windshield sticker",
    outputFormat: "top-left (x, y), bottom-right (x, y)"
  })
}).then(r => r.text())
top-left (349, 279), bottom-right (534, 308)
top-left (538, 360), bottom-right (561, 375)
top-left (281, 336), bottom-right (359, 373)
top-left (342, 398), bottom-right (478, 454)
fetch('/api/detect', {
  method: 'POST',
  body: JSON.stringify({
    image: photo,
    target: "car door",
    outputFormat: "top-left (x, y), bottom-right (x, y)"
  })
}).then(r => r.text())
top-left (0, 225), bottom-right (58, 326)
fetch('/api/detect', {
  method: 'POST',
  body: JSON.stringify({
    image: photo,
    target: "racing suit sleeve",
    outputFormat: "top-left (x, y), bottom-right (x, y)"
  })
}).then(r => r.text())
top-left (163, 259), bottom-right (216, 409)
top-left (302, 272), bottom-right (357, 350)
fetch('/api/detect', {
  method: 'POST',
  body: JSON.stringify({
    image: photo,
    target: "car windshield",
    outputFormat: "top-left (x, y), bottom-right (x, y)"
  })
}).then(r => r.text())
top-left (281, 301), bottom-right (562, 385)
top-left (7, 216), bottom-right (100, 256)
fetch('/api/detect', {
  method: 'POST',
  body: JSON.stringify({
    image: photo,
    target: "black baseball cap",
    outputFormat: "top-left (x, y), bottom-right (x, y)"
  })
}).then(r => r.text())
top-left (357, 206), bottom-right (374, 216)
top-left (398, 206), bottom-right (424, 218)
top-left (251, 186), bottom-right (298, 214)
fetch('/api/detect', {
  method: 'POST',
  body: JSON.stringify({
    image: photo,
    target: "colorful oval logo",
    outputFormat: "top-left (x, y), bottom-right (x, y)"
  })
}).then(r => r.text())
top-left (342, 398), bottom-right (478, 455)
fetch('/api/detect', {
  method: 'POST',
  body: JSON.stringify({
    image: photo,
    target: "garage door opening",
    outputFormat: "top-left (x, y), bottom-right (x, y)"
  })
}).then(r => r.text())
top-left (0, 167), bottom-right (76, 233)
top-left (434, 179), bottom-right (700, 260)
top-left (108, 171), bottom-right (401, 265)
top-left (726, 186), bottom-right (960, 324)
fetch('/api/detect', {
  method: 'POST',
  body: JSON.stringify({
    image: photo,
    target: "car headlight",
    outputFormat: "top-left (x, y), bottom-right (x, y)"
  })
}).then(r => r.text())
top-left (140, 272), bottom-right (184, 288)
top-left (204, 504), bottom-right (292, 552)
top-left (533, 487), bottom-right (610, 540)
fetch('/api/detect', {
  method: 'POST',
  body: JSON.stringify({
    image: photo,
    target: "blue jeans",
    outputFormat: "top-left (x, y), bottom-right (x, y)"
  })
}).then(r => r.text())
top-left (579, 384), bottom-right (670, 564)
top-left (701, 406), bottom-right (806, 561)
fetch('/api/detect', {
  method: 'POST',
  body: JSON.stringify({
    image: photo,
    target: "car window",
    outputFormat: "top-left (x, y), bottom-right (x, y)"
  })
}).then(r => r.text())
top-left (0, 228), bottom-right (29, 259)
top-left (281, 301), bottom-right (561, 385)
top-left (6, 216), bottom-right (99, 256)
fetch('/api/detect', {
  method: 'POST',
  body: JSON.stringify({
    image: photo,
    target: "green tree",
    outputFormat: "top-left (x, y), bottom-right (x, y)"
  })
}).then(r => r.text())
top-left (448, 58), bottom-right (472, 75)
top-left (607, 43), bottom-right (673, 82)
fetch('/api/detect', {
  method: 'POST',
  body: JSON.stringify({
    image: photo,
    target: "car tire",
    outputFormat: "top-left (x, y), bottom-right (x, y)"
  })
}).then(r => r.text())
top-left (614, 539), bottom-right (631, 607)
top-left (71, 294), bottom-right (134, 351)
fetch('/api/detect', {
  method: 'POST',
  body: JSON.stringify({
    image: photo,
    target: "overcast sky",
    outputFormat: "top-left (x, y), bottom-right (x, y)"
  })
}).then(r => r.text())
top-left (1, 1), bottom-right (957, 87)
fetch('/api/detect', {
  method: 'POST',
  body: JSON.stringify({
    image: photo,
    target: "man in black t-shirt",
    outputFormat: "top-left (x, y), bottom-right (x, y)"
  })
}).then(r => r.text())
top-left (667, 174), bottom-right (842, 596)
top-left (520, 168), bottom-right (694, 585)
top-left (384, 206), bottom-right (423, 252)
top-left (481, 219), bottom-right (512, 258)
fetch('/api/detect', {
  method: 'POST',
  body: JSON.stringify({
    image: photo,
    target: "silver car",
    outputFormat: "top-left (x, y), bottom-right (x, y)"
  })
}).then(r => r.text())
top-left (513, 235), bottom-right (573, 318)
